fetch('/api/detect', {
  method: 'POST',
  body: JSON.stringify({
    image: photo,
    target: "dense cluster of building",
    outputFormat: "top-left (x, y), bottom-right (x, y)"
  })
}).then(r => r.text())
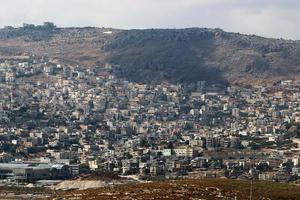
top-left (0, 56), bottom-right (300, 185)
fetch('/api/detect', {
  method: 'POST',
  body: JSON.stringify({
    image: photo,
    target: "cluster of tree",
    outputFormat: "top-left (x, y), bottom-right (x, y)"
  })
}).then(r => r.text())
top-left (0, 22), bottom-right (58, 41)
top-left (22, 22), bottom-right (56, 30)
top-left (4, 22), bottom-right (56, 30)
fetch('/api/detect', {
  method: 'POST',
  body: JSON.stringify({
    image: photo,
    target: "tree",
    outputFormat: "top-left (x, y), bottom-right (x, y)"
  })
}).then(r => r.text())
top-left (43, 22), bottom-right (56, 29)
top-left (23, 23), bottom-right (35, 29)
top-left (79, 164), bottom-right (90, 174)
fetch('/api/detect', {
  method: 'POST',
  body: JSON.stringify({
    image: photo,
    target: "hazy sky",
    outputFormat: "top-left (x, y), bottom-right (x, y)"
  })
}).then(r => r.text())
top-left (0, 0), bottom-right (299, 39)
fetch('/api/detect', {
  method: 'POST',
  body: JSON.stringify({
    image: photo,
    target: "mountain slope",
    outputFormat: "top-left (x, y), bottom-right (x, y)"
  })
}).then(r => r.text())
top-left (103, 28), bottom-right (300, 84)
top-left (0, 25), bottom-right (300, 84)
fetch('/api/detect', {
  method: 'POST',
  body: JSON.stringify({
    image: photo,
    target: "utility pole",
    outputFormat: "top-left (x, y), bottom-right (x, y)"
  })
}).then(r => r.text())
top-left (249, 179), bottom-right (253, 200)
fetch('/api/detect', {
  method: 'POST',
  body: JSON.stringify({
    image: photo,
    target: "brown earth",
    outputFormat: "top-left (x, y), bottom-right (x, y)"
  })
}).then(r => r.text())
top-left (47, 179), bottom-right (300, 200)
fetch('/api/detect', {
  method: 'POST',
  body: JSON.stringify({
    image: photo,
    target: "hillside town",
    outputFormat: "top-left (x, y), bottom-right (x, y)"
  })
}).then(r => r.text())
top-left (0, 55), bottom-right (300, 187)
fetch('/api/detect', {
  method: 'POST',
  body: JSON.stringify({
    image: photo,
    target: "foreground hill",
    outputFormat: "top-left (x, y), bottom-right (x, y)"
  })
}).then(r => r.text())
top-left (0, 24), bottom-right (300, 84)
top-left (49, 179), bottom-right (300, 200)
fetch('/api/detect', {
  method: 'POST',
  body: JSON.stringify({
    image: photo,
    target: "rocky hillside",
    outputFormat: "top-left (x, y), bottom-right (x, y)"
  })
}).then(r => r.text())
top-left (48, 179), bottom-right (300, 200)
top-left (0, 24), bottom-right (300, 84)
